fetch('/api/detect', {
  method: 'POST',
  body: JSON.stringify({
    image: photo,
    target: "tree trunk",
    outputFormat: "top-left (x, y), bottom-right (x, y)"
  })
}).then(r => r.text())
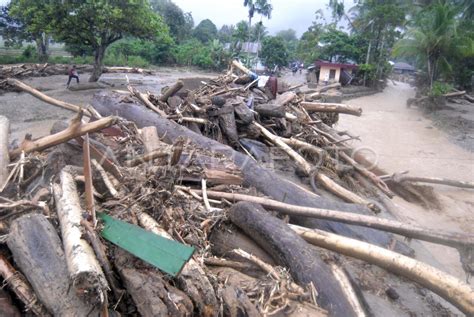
top-left (0, 116), bottom-right (9, 189)
top-left (89, 46), bottom-right (106, 82)
top-left (292, 225), bottom-right (474, 316)
top-left (228, 201), bottom-right (362, 317)
top-left (7, 214), bottom-right (98, 316)
top-left (35, 33), bottom-right (49, 63)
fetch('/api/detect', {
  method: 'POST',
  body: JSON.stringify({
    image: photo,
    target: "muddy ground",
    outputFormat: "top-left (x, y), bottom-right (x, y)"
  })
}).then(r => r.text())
top-left (338, 81), bottom-right (474, 287)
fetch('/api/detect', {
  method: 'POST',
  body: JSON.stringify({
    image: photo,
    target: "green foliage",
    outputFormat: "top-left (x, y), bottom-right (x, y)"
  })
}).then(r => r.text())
top-left (193, 19), bottom-right (218, 43)
top-left (21, 44), bottom-right (36, 59)
top-left (276, 29), bottom-right (297, 42)
top-left (218, 25), bottom-right (235, 43)
top-left (393, 1), bottom-right (471, 88)
top-left (172, 38), bottom-right (229, 70)
top-left (150, 0), bottom-right (193, 43)
top-left (318, 26), bottom-right (363, 63)
top-left (47, 0), bottom-right (169, 81)
top-left (260, 36), bottom-right (289, 68)
top-left (429, 81), bottom-right (453, 97)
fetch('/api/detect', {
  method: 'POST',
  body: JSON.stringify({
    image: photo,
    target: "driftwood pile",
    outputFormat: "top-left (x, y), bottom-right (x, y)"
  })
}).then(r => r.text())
top-left (0, 61), bottom-right (473, 316)
top-left (0, 63), bottom-right (154, 80)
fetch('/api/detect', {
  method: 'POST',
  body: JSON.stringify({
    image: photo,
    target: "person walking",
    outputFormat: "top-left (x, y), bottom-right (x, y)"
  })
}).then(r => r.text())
top-left (66, 65), bottom-right (79, 88)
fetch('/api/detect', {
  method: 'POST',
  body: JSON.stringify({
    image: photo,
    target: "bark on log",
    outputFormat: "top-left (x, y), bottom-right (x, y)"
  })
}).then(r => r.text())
top-left (7, 78), bottom-right (92, 116)
top-left (68, 82), bottom-right (107, 91)
top-left (233, 102), bottom-right (254, 124)
top-left (92, 92), bottom-right (411, 254)
top-left (221, 285), bottom-right (261, 317)
top-left (114, 248), bottom-right (194, 317)
top-left (254, 103), bottom-right (286, 118)
top-left (55, 169), bottom-right (108, 303)
top-left (0, 289), bottom-right (21, 317)
top-left (291, 225), bottom-right (474, 316)
top-left (7, 214), bottom-right (97, 316)
top-left (195, 190), bottom-right (473, 249)
top-left (160, 80), bottom-right (184, 102)
top-left (218, 103), bottom-right (239, 146)
top-left (228, 201), bottom-right (362, 317)
top-left (275, 91), bottom-right (297, 107)
top-left (301, 102), bottom-right (363, 116)
top-left (0, 254), bottom-right (49, 316)
top-left (0, 116), bottom-right (9, 188)
top-left (136, 210), bottom-right (219, 317)
top-left (9, 112), bottom-right (117, 160)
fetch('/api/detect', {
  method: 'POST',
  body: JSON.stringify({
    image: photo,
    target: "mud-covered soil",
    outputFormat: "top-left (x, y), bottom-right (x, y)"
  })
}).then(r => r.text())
top-left (339, 81), bottom-right (474, 287)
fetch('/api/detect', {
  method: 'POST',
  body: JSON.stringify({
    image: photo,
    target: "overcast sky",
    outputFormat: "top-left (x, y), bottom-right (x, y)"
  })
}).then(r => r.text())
top-left (0, 0), bottom-right (333, 37)
top-left (174, 0), bottom-right (331, 36)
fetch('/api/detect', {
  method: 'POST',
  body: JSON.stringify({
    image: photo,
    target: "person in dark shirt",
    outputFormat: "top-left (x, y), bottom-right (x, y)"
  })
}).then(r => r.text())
top-left (67, 65), bottom-right (79, 87)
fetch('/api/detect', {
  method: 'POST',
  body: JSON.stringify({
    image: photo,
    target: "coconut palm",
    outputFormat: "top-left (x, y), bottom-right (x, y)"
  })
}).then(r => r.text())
top-left (393, 1), bottom-right (463, 88)
top-left (243, 0), bottom-right (273, 64)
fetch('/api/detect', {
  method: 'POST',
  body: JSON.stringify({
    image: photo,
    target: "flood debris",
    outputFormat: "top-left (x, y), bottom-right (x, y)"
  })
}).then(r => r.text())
top-left (0, 61), bottom-right (473, 316)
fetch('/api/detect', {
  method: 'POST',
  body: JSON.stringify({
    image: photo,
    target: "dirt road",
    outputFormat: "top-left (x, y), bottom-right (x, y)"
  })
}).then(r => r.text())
top-left (338, 81), bottom-right (474, 283)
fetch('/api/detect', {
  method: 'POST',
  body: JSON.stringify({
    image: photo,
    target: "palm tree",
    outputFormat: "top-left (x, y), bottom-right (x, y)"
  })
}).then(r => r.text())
top-left (393, 1), bottom-right (462, 89)
top-left (243, 0), bottom-right (273, 64)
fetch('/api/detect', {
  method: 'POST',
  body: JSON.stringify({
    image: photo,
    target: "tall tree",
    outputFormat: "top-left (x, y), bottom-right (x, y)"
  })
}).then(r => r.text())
top-left (48, 0), bottom-right (167, 82)
top-left (260, 36), bottom-right (289, 68)
top-left (218, 24), bottom-right (235, 43)
top-left (6, 1), bottom-right (52, 61)
top-left (243, 0), bottom-right (273, 63)
top-left (393, 1), bottom-right (468, 89)
top-left (150, 0), bottom-right (192, 42)
top-left (276, 29), bottom-right (297, 42)
top-left (193, 19), bottom-right (218, 43)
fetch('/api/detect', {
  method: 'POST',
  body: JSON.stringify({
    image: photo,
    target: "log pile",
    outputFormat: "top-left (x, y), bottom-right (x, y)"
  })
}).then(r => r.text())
top-left (0, 63), bottom-right (154, 80)
top-left (0, 62), bottom-right (473, 316)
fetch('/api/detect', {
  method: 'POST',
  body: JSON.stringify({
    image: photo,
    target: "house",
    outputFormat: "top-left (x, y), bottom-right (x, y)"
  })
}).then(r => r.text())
top-left (309, 60), bottom-right (358, 86)
top-left (392, 62), bottom-right (415, 74)
top-left (224, 42), bottom-right (261, 55)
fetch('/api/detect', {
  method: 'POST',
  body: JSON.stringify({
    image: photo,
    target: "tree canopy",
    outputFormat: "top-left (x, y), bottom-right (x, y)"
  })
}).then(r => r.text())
top-left (260, 36), bottom-right (289, 68)
top-left (193, 19), bottom-right (218, 43)
top-left (150, 0), bottom-right (193, 43)
top-left (47, 0), bottom-right (168, 81)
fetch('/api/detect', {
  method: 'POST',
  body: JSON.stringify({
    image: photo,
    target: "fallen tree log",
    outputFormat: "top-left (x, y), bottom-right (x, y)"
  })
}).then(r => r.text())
top-left (160, 80), bottom-right (184, 102)
top-left (6, 79), bottom-right (92, 116)
top-left (191, 190), bottom-right (473, 249)
top-left (9, 111), bottom-right (117, 160)
top-left (7, 214), bottom-right (97, 316)
top-left (114, 247), bottom-right (194, 317)
top-left (67, 82), bottom-right (107, 91)
top-left (0, 116), bottom-right (9, 188)
top-left (254, 103), bottom-right (286, 118)
top-left (0, 254), bottom-right (49, 316)
top-left (55, 168), bottom-right (108, 303)
top-left (136, 209), bottom-right (219, 317)
top-left (92, 92), bottom-right (412, 255)
top-left (228, 201), bottom-right (363, 317)
top-left (386, 173), bottom-right (474, 189)
top-left (291, 225), bottom-right (474, 316)
top-left (301, 102), bottom-right (363, 116)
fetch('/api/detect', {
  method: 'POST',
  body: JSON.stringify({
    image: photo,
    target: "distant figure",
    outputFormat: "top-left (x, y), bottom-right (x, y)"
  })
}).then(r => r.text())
top-left (299, 62), bottom-right (304, 74)
top-left (67, 65), bottom-right (79, 87)
top-left (292, 63), bottom-right (298, 76)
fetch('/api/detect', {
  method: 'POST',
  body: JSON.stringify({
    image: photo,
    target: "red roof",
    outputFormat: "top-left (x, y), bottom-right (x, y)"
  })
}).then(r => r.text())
top-left (315, 61), bottom-right (358, 69)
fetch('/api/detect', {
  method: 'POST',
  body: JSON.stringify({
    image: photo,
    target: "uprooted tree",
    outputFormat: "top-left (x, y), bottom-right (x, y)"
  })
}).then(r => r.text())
top-left (46, 0), bottom-right (169, 82)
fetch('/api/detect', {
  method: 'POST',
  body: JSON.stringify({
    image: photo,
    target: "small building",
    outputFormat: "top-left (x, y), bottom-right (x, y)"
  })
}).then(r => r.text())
top-left (392, 62), bottom-right (415, 74)
top-left (308, 60), bottom-right (358, 86)
top-left (316, 60), bottom-right (358, 84)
